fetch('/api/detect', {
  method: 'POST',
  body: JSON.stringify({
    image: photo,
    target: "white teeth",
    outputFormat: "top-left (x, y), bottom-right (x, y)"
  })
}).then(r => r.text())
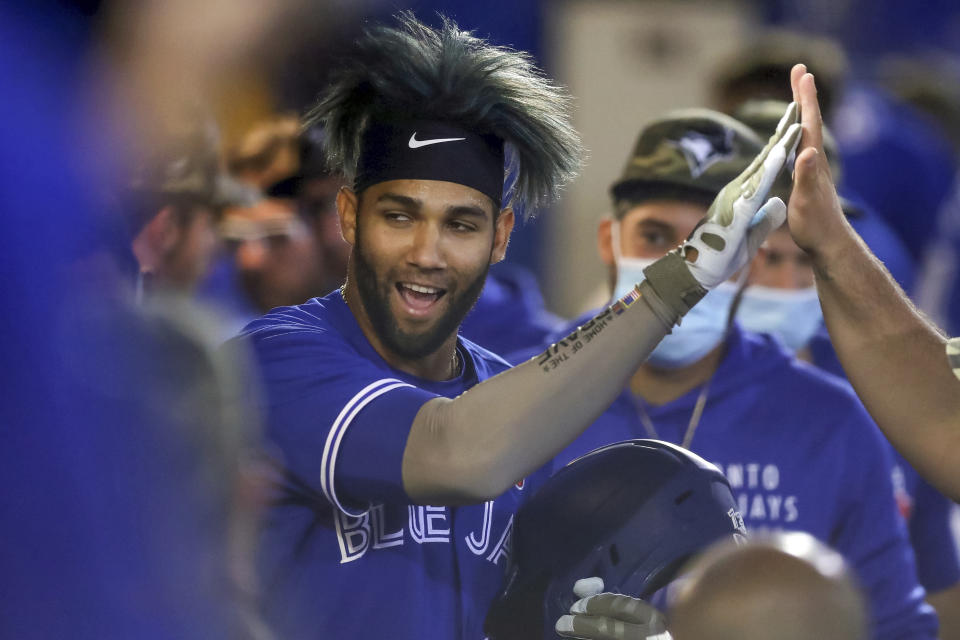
top-left (404, 283), bottom-right (440, 294)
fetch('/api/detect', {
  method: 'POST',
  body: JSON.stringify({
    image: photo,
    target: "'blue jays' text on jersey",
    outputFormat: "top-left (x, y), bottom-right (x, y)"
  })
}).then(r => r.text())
top-left (238, 290), bottom-right (544, 640)
top-left (543, 322), bottom-right (938, 640)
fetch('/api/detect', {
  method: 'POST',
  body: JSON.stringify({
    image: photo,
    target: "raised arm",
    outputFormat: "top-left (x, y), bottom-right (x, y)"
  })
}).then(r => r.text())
top-left (786, 63), bottom-right (960, 501)
top-left (403, 107), bottom-right (801, 504)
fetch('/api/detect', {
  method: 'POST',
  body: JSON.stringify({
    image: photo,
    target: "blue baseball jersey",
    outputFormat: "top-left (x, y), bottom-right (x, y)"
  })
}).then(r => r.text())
top-left (543, 322), bottom-right (938, 640)
top-left (238, 290), bottom-right (544, 640)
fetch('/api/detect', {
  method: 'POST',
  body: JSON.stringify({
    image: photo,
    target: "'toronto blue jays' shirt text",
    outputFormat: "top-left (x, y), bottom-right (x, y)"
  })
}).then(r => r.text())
top-left (238, 290), bottom-right (545, 640)
top-left (537, 323), bottom-right (939, 640)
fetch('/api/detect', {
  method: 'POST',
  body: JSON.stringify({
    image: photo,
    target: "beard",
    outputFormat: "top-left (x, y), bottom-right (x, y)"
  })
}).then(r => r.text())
top-left (352, 230), bottom-right (489, 361)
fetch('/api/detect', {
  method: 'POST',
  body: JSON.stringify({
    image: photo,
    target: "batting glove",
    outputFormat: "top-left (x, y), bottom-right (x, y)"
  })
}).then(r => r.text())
top-left (555, 578), bottom-right (672, 640)
top-left (682, 101), bottom-right (801, 290)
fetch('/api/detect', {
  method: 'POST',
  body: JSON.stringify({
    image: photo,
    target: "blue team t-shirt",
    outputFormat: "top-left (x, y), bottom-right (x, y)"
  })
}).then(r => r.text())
top-left (538, 322), bottom-right (939, 640)
top-left (238, 290), bottom-right (545, 640)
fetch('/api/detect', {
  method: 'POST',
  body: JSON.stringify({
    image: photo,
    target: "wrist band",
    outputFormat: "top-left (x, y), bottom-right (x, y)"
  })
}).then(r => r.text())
top-left (641, 251), bottom-right (707, 323)
top-left (637, 281), bottom-right (676, 332)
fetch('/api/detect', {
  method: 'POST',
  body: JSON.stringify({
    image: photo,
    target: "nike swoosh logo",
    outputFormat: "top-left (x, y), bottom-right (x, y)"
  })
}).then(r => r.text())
top-left (408, 132), bottom-right (466, 149)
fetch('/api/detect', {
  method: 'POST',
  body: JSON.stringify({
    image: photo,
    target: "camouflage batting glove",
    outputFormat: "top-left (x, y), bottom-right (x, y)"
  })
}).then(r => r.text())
top-left (555, 578), bottom-right (672, 640)
top-left (681, 101), bottom-right (801, 290)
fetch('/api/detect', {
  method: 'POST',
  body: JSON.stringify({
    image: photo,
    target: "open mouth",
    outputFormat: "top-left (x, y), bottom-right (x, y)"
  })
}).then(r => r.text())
top-left (396, 282), bottom-right (447, 316)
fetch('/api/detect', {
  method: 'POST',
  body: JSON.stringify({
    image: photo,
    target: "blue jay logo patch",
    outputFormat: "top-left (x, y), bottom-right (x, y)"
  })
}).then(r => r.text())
top-left (670, 129), bottom-right (735, 178)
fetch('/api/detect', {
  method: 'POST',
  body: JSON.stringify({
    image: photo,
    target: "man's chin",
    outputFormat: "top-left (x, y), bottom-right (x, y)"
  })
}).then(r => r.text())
top-left (386, 327), bottom-right (450, 361)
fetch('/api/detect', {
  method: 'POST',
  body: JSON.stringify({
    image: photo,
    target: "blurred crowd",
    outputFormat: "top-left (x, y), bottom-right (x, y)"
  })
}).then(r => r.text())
top-left (6, 1), bottom-right (960, 639)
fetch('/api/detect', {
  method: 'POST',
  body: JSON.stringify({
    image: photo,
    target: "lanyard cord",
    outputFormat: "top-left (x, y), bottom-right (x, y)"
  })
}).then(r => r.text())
top-left (630, 269), bottom-right (749, 449)
top-left (631, 372), bottom-right (713, 449)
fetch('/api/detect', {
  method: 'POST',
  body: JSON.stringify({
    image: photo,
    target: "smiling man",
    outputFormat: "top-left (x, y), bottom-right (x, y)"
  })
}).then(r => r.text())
top-left (236, 13), bottom-right (798, 640)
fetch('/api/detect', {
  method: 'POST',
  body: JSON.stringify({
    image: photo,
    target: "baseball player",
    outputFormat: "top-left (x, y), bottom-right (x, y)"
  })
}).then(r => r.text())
top-left (234, 13), bottom-right (798, 640)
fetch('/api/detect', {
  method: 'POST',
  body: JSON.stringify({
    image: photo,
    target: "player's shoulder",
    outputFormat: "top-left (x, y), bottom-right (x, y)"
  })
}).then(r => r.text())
top-left (458, 334), bottom-right (514, 379)
top-left (240, 293), bottom-right (347, 347)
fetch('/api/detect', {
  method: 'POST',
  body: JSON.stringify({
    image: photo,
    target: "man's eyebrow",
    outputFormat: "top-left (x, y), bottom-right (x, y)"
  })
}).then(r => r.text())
top-left (377, 193), bottom-right (422, 208)
top-left (446, 204), bottom-right (490, 220)
top-left (635, 219), bottom-right (675, 231)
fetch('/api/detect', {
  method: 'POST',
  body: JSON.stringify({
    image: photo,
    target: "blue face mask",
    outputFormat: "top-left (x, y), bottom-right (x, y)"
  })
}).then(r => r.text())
top-left (736, 285), bottom-right (822, 351)
top-left (611, 222), bottom-right (736, 369)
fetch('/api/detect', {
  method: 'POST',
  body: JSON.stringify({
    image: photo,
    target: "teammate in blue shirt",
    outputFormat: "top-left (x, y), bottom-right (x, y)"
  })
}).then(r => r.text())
top-left (531, 107), bottom-right (938, 640)
top-left (235, 13), bottom-right (800, 640)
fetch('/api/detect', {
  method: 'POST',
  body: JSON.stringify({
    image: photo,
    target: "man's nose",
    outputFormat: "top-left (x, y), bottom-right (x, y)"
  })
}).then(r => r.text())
top-left (236, 240), bottom-right (268, 272)
top-left (407, 224), bottom-right (446, 270)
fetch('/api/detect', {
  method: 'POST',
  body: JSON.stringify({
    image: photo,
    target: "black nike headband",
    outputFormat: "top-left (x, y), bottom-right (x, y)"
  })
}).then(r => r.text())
top-left (354, 119), bottom-right (505, 206)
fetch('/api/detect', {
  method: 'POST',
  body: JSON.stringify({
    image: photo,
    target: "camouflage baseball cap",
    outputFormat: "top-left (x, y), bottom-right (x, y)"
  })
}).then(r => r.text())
top-left (610, 109), bottom-right (765, 213)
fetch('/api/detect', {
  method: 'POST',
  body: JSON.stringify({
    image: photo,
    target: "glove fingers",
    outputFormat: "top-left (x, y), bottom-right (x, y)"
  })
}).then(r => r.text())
top-left (746, 197), bottom-right (787, 257)
top-left (737, 101), bottom-right (800, 188)
top-left (571, 593), bottom-right (666, 627)
top-left (743, 122), bottom-right (801, 203)
top-left (574, 577), bottom-right (606, 599)
top-left (773, 101), bottom-right (800, 140)
top-left (556, 614), bottom-right (663, 640)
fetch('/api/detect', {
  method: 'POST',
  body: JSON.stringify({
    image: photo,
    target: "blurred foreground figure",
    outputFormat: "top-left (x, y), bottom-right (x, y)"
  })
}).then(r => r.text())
top-left (126, 108), bottom-right (252, 301)
top-left (669, 531), bottom-right (868, 640)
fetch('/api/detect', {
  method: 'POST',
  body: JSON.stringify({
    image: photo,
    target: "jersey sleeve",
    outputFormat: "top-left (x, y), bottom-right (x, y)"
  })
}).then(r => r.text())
top-left (905, 466), bottom-right (960, 593)
top-left (831, 404), bottom-right (940, 640)
top-left (243, 318), bottom-right (437, 517)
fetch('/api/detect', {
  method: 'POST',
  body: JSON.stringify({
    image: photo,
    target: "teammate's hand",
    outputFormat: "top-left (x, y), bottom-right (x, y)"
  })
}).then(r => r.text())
top-left (555, 578), bottom-right (672, 640)
top-left (785, 63), bottom-right (851, 260)
top-left (681, 102), bottom-right (802, 290)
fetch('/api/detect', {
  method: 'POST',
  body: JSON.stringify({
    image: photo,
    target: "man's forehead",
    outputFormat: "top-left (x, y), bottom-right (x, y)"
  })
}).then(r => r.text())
top-left (363, 179), bottom-right (497, 215)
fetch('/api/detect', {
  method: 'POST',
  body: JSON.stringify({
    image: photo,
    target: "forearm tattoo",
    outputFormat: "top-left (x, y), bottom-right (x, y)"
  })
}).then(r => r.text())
top-left (536, 287), bottom-right (642, 374)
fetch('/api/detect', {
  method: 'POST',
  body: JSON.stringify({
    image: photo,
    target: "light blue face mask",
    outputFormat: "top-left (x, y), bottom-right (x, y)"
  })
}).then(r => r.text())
top-left (611, 222), bottom-right (736, 369)
top-left (736, 285), bottom-right (823, 351)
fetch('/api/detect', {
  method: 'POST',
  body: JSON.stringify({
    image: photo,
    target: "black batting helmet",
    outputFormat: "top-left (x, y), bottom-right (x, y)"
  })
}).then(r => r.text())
top-left (485, 439), bottom-right (746, 640)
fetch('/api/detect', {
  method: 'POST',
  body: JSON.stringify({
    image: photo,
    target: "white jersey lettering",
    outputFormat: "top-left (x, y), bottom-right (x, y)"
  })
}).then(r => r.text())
top-left (466, 500), bottom-right (495, 555)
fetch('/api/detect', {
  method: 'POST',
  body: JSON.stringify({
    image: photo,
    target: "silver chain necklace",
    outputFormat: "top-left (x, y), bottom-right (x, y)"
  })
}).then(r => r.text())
top-left (630, 272), bottom-right (747, 449)
top-left (629, 377), bottom-right (714, 450)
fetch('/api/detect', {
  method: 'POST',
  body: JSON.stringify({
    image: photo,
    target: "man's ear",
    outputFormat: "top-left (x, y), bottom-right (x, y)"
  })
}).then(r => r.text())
top-left (597, 217), bottom-right (615, 267)
top-left (337, 187), bottom-right (358, 246)
top-left (491, 207), bottom-right (515, 264)
top-left (152, 206), bottom-right (183, 254)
